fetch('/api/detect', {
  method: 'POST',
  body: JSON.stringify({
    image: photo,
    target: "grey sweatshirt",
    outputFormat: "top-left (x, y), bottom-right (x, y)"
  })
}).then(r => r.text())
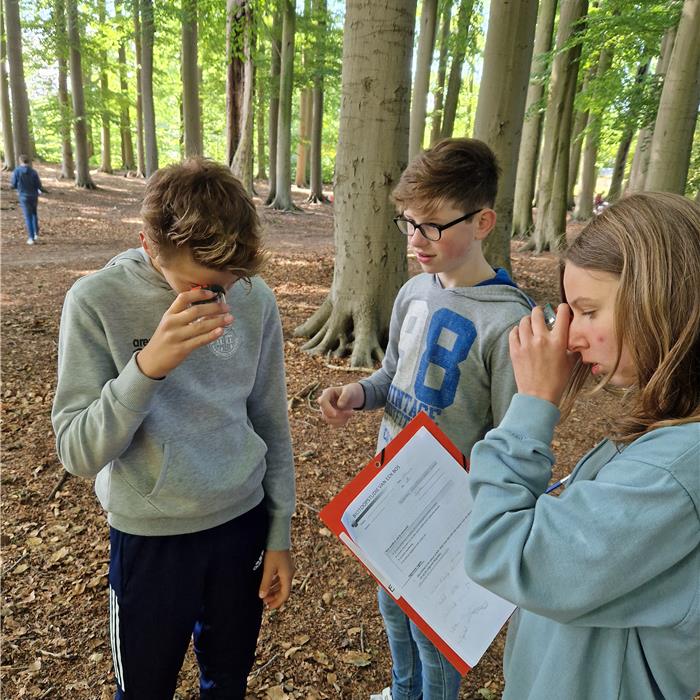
top-left (360, 270), bottom-right (533, 457)
top-left (52, 248), bottom-right (296, 548)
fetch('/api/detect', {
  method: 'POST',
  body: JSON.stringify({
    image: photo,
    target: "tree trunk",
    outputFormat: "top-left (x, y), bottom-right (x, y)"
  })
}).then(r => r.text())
top-left (429, 0), bottom-right (452, 146)
top-left (255, 78), bottom-right (266, 180)
top-left (606, 128), bottom-right (633, 202)
top-left (295, 88), bottom-right (311, 187)
top-left (511, 0), bottom-right (557, 237)
top-left (97, 0), bottom-right (113, 173)
top-left (573, 48), bottom-right (613, 221)
top-left (4, 0), bottom-right (31, 159)
top-left (265, 7), bottom-right (282, 204)
top-left (66, 0), bottom-right (95, 188)
top-left (116, 0), bottom-right (135, 171)
top-left (0, 0), bottom-right (15, 170)
top-left (133, 0), bottom-right (145, 176)
top-left (225, 0), bottom-right (245, 166)
top-left (645, 0), bottom-right (700, 194)
top-left (231, 0), bottom-right (255, 194)
top-left (54, 0), bottom-right (74, 179)
top-left (440, 0), bottom-right (473, 138)
top-left (269, 0), bottom-right (297, 211)
top-left (140, 0), bottom-right (158, 176)
top-left (294, 0), bottom-right (416, 366)
top-left (181, 0), bottom-right (202, 157)
top-left (566, 68), bottom-right (593, 210)
top-left (408, 0), bottom-right (438, 160)
top-left (473, 0), bottom-right (538, 272)
top-left (307, 0), bottom-right (328, 203)
top-left (532, 0), bottom-right (587, 252)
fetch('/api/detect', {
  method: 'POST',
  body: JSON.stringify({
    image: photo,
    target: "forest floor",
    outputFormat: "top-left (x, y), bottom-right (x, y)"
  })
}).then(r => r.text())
top-left (1, 164), bottom-right (617, 700)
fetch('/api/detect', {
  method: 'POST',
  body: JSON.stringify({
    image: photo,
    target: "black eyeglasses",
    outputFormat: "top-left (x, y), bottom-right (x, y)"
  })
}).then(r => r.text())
top-left (393, 208), bottom-right (483, 241)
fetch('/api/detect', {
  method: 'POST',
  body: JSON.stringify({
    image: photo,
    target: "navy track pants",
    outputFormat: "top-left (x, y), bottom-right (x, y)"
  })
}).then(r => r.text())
top-left (108, 501), bottom-right (268, 699)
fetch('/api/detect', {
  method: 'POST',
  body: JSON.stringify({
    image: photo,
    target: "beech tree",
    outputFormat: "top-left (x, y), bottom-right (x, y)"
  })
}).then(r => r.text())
top-left (269, 0), bottom-right (297, 211)
top-left (225, 0), bottom-right (245, 166)
top-left (294, 0), bottom-right (416, 366)
top-left (1, 0), bottom-right (15, 169)
top-left (429, 0), bottom-right (452, 145)
top-left (644, 0), bottom-right (700, 194)
top-left (408, 0), bottom-right (438, 160)
top-left (473, 0), bottom-right (538, 270)
top-left (140, 0), bottom-right (158, 176)
top-left (65, 0), bottom-right (95, 188)
top-left (97, 0), bottom-right (113, 173)
top-left (182, 0), bottom-right (202, 157)
top-left (532, 0), bottom-right (588, 252)
top-left (4, 0), bottom-right (31, 159)
top-left (307, 0), bottom-right (328, 203)
top-left (133, 0), bottom-right (145, 176)
top-left (512, 0), bottom-right (557, 236)
top-left (54, 0), bottom-right (74, 179)
top-left (115, 0), bottom-right (135, 171)
top-left (264, 6), bottom-right (282, 204)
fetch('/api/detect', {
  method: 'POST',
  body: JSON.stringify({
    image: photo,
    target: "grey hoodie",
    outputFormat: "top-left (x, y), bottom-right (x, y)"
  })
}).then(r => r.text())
top-left (360, 270), bottom-right (533, 457)
top-left (52, 248), bottom-right (295, 548)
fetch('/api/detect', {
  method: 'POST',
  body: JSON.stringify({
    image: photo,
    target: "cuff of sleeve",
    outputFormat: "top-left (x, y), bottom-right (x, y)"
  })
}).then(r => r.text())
top-left (499, 393), bottom-right (561, 444)
top-left (358, 379), bottom-right (378, 410)
top-left (110, 353), bottom-right (164, 414)
top-left (266, 513), bottom-right (292, 551)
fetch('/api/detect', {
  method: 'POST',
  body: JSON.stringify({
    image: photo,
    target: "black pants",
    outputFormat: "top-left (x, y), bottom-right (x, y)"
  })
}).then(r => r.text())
top-left (108, 502), bottom-right (268, 699)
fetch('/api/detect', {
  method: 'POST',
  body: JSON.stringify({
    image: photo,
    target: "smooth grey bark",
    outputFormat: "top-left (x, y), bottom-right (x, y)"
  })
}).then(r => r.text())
top-left (55, 0), bottom-right (74, 179)
top-left (140, 0), bottom-right (158, 176)
top-left (295, 0), bottom-right (416, 366)
top-left (255, 79), bottom-right (266, 179)
top-left (295, 87), bottom-right (311, 187)
top-left (473, 0), bottom-right (538, 272)
top-left (182, 0), bottom-right (202, 157)
top-left (98, 0), bottom-right (113, 173)
top-left (0, 0), bottom-right (15, 169)
top-left (627, 28), bottom-right (676, 192)
top-left (231, 0), bottom-right (255, 194)
top-left (429, 0), bottom-right (452, 145)
top-left (4, 0), bottom-right (31, 159)
top-left (269, 0), bottom-right (297, 211)
top-left (307, 0), bottom-right (328, 203)
top-left (532, 0), bottom-right (588, 252)
top-left (116, 0), bottom-right (135, 171)
top-left (512, 0), bottom-right (557, 236)
top-left (440, 0), bottom-right (473, 138)
top-left (265, 7), bottom-right (281, 204)
top-left (566, 68), bottom-right (593, 210)
top-left (225, 0), bottom-right (245, 166)
top-left (645, 0), bottom-right (700, 194)
top-left (133, 0), bottom-right (145, 176)
top-left (573, 48), bottom-right (613, 221)
top-left (66, 0), bottom-right (95, 188)
top-left (408, 0), bottom-right (438, 160)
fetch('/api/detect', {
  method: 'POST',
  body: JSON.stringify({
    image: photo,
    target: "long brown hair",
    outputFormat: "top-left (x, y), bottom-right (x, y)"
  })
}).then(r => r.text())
top-left (559, 192), bottom-right (700, 443)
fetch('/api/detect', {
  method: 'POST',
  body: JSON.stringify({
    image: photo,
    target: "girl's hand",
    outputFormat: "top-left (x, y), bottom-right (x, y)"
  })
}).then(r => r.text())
top-left (509, 304), bottom-right (578, 405)
top-left (258, 550), bottom-right (295, 609)
top-left (317, 383), bottom-right (364, 426)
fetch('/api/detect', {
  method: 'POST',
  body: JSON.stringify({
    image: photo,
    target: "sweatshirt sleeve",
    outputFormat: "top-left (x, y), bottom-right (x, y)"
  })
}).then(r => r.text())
top-left (464, 393), bottom-right (700, 628)
top-left (358, 287), bottom-right (404, 410)
top-left (486, 326), bottom-right (520, 425)
top-left (246, 297), bottom-right (296, 551)
top-left (51, 288), bottom-right (163, 478)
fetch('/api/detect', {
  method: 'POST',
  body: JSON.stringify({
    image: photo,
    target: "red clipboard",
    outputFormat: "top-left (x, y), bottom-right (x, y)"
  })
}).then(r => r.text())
top-left (319, 411), bottom-right (473, 676)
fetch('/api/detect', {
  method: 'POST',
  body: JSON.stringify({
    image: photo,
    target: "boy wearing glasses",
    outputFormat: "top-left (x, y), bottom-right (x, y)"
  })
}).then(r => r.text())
top-left (318, 138), bottom-right (533, 700)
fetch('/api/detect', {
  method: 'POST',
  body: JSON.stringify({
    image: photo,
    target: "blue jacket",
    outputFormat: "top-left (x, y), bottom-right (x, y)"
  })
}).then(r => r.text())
top-left (465, 393), bottom-right (700, 699)
top-left (10, 165), bottom-right (43, 199)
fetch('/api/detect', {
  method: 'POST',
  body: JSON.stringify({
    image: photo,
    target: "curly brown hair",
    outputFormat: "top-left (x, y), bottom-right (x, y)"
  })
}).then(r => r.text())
top-left (141, 157), bottom-right (266, 281)
top-left (559, 192), bottom-right (700, 442)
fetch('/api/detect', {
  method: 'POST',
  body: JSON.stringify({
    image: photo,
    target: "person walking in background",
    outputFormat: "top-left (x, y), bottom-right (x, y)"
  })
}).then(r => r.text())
top-left (11, 154), bottom-right (44, 245)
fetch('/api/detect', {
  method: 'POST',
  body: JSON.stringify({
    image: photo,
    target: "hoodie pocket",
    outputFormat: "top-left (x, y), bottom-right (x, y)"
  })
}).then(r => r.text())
top-left (145, 421), bottom-right (267, 518)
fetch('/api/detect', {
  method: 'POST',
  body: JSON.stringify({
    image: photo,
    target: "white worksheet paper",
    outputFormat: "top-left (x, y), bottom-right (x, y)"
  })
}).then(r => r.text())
top-left (341, 426), bottom-right (515, 667)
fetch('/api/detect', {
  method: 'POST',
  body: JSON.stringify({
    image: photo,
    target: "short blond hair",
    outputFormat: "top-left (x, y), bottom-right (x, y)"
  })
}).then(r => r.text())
top-left (141, 157), bottom-right (266, 280)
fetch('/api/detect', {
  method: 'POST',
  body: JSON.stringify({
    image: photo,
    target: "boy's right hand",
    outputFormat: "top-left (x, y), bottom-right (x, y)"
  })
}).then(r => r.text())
top-left (317, 383), bottom-right (365, 426)
top-left (136, 288), bottom-right (233, 379)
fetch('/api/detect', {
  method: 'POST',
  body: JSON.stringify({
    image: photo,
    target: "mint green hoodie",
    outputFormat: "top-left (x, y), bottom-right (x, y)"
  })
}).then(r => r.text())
top-left (465, 394), bottom-right (700, 699)
top-left (52, 248), bottom-right (296, 549)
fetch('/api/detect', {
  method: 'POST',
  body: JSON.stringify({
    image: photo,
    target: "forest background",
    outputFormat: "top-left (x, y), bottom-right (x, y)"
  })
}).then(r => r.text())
top-left (1, 0), bottom-right (699, 697)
